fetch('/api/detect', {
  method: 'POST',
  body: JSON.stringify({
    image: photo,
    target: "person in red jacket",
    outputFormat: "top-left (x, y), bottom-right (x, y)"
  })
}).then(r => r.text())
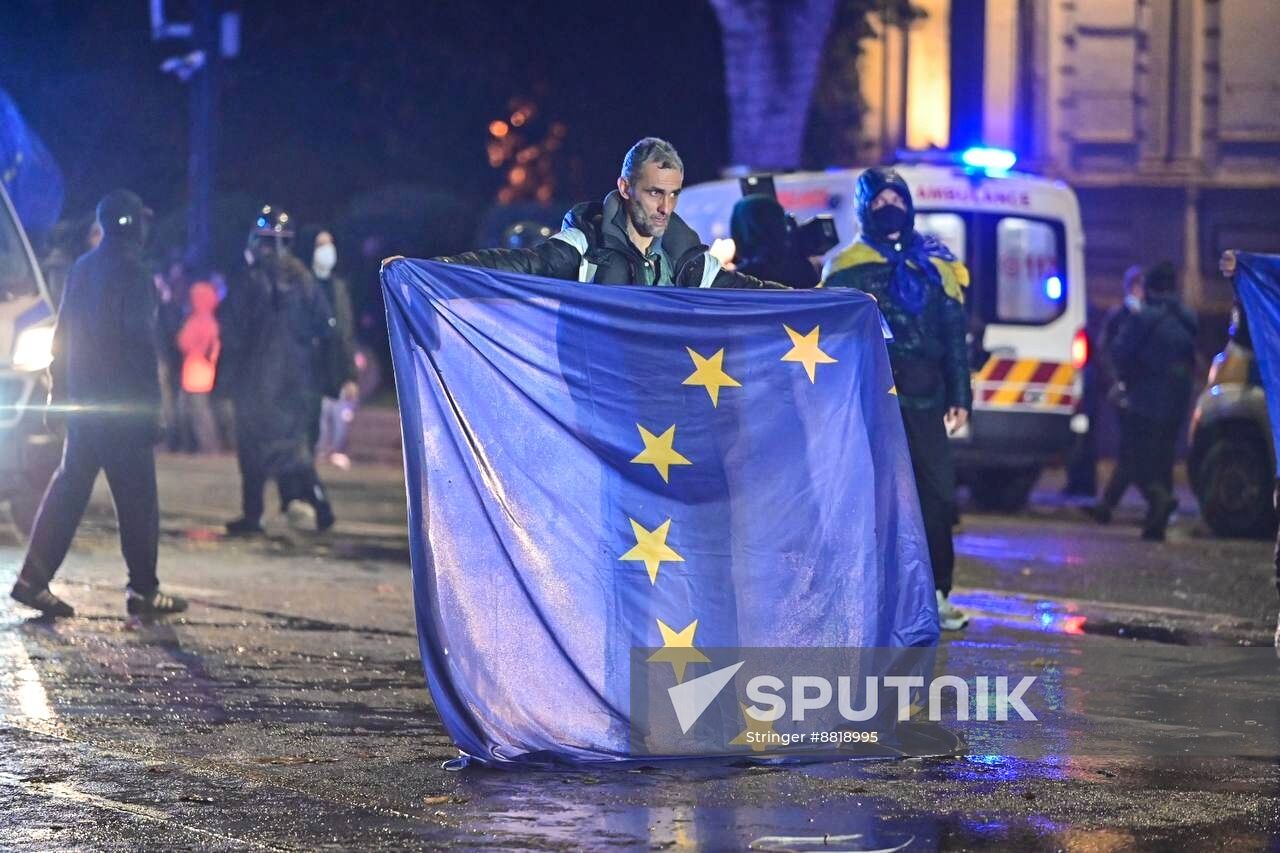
top-left (177, 281), bottom-right (221, 452)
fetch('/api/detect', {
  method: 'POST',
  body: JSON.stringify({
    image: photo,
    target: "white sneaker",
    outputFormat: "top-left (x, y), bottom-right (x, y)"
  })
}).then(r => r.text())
top-left (937, 590), bottom-right (970, 631)
top-left (328, 452), bottom-right (352, 471)
top-left (285, 500), bottom-right (317, 531)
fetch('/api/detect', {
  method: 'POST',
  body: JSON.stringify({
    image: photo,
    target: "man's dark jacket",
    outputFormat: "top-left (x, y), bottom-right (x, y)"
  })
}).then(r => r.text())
top-left (440, 191), bottom-right (785, 289)
top-left (51, 233), bottom-right (161, 429)
top-left (1110, 293), bottom-right (1198, 422)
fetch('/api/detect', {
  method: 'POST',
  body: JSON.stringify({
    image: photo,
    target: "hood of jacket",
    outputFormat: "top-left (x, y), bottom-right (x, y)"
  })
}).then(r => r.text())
top-left (855, 167), bottom-right (916, 243)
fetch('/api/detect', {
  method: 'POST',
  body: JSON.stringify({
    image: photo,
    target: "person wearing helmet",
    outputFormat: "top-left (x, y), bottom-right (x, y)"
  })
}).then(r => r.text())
top-left (215, 205), bottom-right (338, 535)
top-left (822, 167), bottom-right (973, 631)
top-left (9, 190), bottom-right (188, 619)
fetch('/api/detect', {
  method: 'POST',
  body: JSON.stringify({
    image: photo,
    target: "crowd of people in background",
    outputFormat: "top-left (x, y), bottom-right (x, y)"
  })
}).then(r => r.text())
top-left (40, 211), bottom-right (366, 468)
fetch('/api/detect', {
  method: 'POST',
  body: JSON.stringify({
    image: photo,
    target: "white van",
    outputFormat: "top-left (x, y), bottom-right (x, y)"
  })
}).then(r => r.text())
top-left (0, 183), bottom-right (63, 532)
top-left (678, 156), bottom-right (1089, 511)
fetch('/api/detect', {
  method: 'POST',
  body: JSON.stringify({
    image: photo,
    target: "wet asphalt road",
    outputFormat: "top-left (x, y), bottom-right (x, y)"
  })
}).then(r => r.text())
top-left (0, 453), bottom-right (1278, 851)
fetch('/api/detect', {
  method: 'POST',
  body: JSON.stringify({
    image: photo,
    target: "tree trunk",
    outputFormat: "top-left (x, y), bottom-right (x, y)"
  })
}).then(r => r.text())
top-left (711, 0), bottom-right (839, 171)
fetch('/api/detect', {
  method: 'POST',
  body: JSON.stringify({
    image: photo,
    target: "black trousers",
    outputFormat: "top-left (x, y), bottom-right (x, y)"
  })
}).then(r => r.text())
top-left (1115, 411), bottom-right (1180, 533)
top-left (899, 405), bottom-right (956, 595)
top-left (234, 407), bottom-right (327, 522)
top-left (18, 423), bottom-right (159, 595)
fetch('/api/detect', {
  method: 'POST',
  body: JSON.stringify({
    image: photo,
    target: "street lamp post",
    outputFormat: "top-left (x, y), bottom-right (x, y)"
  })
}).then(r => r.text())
top-left (153, 0), bottom-right (238, 274)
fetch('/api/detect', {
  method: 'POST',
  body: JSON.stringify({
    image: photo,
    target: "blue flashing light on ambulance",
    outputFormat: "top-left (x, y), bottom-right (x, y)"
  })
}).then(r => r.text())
top-left (678, 147), bottom-right (1090, 512)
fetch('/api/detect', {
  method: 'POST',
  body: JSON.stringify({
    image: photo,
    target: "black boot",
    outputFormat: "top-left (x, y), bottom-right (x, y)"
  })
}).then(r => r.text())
top-left (11, 580), bottom-right (75, 618)
top-left (311, 483), bottom-right (335, 532)
top-left (1141, 497), bottom-right (1178, 541)
top-left (225, 516), bottom-right (265, 536)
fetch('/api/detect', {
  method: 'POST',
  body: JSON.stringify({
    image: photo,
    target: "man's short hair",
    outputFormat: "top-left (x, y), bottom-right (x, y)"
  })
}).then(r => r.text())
top-left (1144, 261), bottom-right (1177, 295)
top-left (620, 137), bottom-right (684, 186)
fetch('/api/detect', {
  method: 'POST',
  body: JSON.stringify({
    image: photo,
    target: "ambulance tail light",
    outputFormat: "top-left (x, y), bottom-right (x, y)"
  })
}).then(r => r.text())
top-left (1071, 328), bottom-right (1090, 370)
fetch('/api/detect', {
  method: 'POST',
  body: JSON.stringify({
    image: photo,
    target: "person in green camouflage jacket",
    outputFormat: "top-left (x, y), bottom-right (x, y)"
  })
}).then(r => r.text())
top-left (822, 167), bottom-right (973, 630)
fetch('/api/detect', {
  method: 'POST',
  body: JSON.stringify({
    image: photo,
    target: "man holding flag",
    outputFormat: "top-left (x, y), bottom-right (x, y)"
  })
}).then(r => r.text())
top-left (407, 137), bottom-right (786, 291)
top-left (377, 143), bottom-right (941, 764)
top-left (1220, 249), bottom-right (1280, 649)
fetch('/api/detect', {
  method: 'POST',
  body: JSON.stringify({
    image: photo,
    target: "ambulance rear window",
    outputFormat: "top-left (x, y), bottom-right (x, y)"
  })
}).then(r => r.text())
top-left (995, 217), bottom-right (1065, 324)
top-left (916, 213), bottom-right (966, 263)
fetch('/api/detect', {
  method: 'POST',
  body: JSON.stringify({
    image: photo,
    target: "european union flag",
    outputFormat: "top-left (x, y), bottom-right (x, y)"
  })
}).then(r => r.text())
top-left (1235, 252), bottom-right (1280, 472)
top-left (382, 259), bottom-right (937, 765)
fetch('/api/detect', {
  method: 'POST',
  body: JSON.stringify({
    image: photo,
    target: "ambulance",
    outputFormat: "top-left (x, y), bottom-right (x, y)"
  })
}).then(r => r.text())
top-left (678, 149), bottom-right (1089, 511)
top-left (0, 182), bottom-right (62, 533)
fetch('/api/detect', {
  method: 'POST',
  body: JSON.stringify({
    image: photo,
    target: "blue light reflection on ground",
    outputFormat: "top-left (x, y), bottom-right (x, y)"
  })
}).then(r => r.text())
top-left (955, 533), bottom-right (1088, 567)
top-left (947, 589), bottom-right (1088, 637)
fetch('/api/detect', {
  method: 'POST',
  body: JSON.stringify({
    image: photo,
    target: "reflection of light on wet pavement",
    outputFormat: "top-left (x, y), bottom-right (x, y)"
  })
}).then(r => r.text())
top-left (948, 589), bottom-right (1089, 636)
top-left (0, 561), bottom-right (57, 727)
top-left (956, 533), bottom-right (1087, 567)
top-left (0, 625), bottom-right (55, 725)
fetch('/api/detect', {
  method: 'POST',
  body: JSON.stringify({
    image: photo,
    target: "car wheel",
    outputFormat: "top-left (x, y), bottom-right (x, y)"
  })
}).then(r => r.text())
top-left (1197, 437), bottom-right (1275, 538)
top-left (968, 466), bottom-right (1041, 513)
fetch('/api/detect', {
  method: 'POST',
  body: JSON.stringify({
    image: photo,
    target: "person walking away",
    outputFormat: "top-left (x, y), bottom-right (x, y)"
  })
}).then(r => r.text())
top-left (176, 281), bottom-right (222, 453)
top-left (9, 190), bottom-right (188, 618)
top-left (217, 206), bottom-right (337, 535)
top-left (821, 167), bottom-right (973, 630)
top-left (1108, 262), bottom-right (1197, 541)
top-left (1086, 265), bottom-right (1146, 522)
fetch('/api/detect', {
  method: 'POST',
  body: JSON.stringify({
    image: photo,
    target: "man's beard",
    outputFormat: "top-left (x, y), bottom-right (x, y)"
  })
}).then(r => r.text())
top-left (626, 197), bottom-right (665, 239)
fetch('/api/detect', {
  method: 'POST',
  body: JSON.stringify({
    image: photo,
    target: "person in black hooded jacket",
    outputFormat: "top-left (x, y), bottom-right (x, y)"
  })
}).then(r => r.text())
top-left (9, 190), bottom-right (187, 619)
top-left (822, 167), bottom-right (973, 631)
top-left (1107, 261), bottom-right (1198, 541)
top-left (388, 137), bottom-right (786, 291)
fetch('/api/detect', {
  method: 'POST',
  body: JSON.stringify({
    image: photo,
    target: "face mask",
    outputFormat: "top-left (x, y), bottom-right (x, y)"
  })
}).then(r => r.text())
top-left (870, 205), bottom-right (909, 237)
top-left (313, 243), bottom-right (337, 276)
top-left (1124, 294), bottom-right (1142, 312)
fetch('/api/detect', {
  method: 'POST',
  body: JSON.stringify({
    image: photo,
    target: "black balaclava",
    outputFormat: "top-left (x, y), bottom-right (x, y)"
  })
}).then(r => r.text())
top-left (854, 167), bottom-right (916, 246)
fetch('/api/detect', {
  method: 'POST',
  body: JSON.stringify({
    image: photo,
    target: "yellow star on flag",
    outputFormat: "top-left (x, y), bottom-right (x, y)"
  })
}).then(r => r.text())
top-left (619, 518), bottom-right (684, 585)
top-left (780, 324), bottom-right (837, 383)
top-left (647, 619), bottom-right (710, 683)
top-left (729, 702), bottom-right (780, 752)
top-left (683, 347), bottom-right (741, 407)
top-left (630, 424), bottom-right (692, 483)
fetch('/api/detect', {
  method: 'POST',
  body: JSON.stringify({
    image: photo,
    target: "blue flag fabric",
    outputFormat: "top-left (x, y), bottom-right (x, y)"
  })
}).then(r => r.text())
top-left (1234, 252), bottom-right (1280, 474)
top-left (0, 89), bottom-right (63, 236)
top-left (381, 259), bottom-right (938, 765)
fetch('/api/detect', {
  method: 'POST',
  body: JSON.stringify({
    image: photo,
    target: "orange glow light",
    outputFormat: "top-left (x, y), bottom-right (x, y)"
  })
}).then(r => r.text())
top-left (489, 120), bottom-right (510, 138)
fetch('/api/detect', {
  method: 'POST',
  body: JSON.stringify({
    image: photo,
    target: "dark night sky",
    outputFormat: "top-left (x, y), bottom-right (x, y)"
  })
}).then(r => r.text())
top-left (1, 0), bottom-right (730, 246)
